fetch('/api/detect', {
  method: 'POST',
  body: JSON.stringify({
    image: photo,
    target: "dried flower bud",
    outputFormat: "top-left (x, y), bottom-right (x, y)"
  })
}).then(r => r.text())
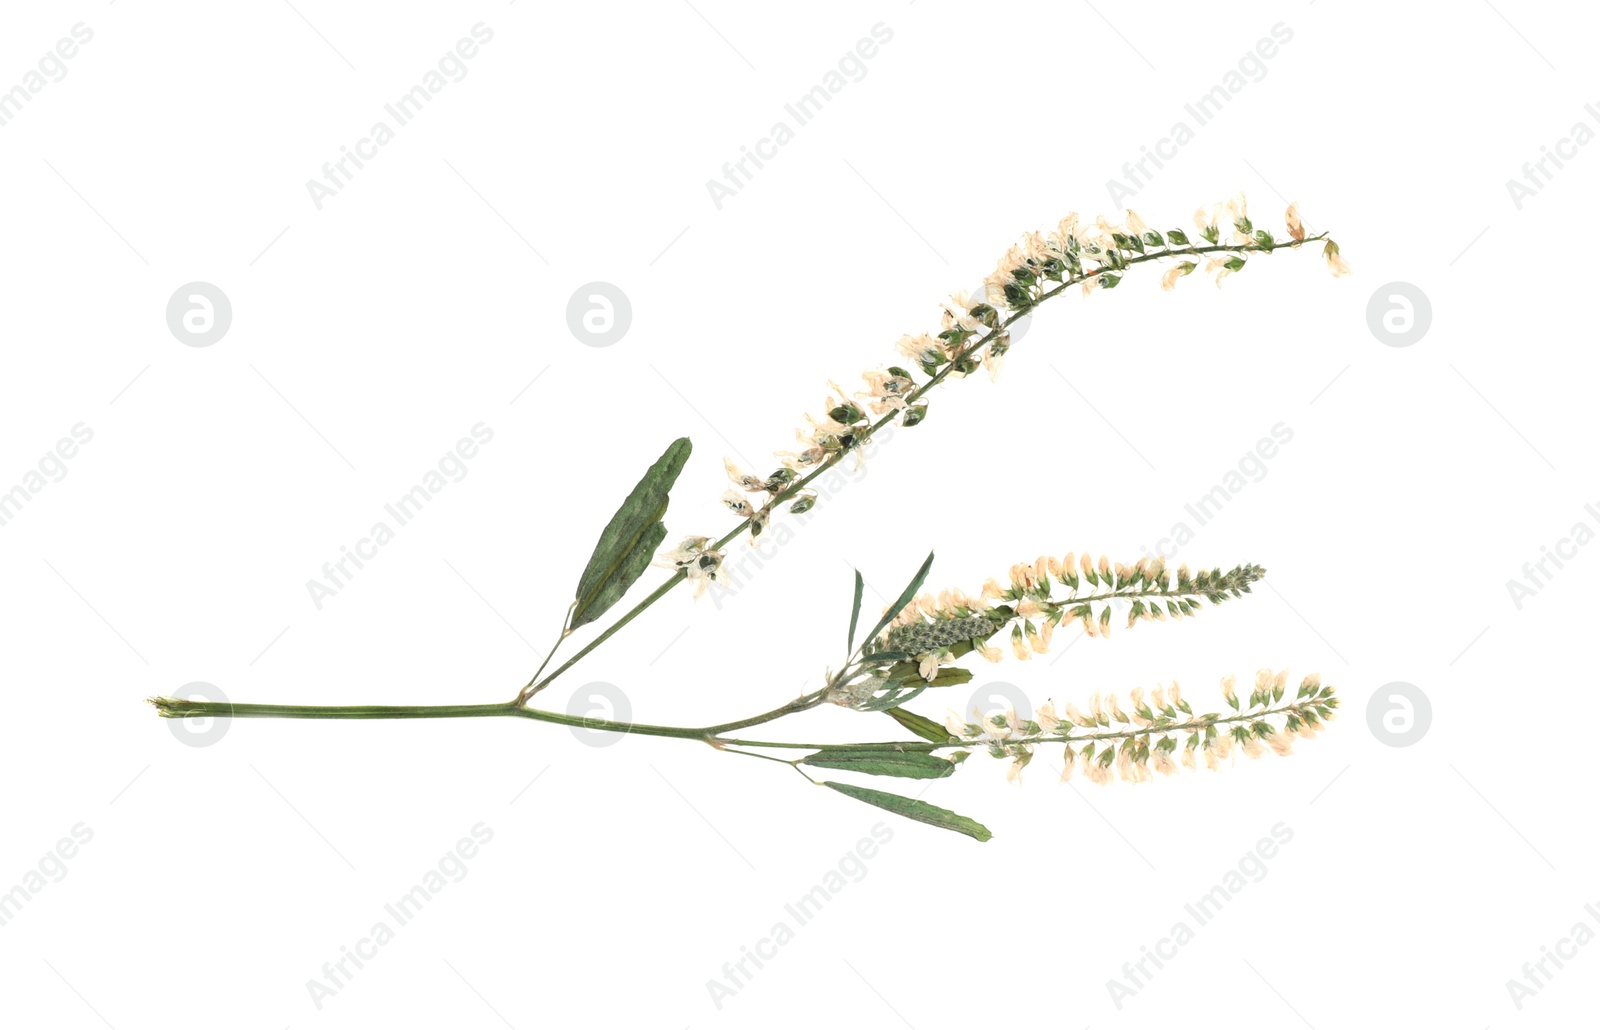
top-left (721, 490), bottom-right (755, 517)
top-left (1324, 239), bottom-right (1352, 277)
top-left (724, 458), bottom-right (766, 493)
top-left (1285, 202), bottom-right (1306, 242)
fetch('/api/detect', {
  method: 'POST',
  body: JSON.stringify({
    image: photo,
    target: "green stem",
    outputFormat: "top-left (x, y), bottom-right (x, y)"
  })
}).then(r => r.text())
top-left (522, 571), bottom-right (686, 698)
top-left (152, 235), bottom-right (1330, 744)
top-left (515, 603), bottom-right (575, 703)
top-left (151, 697), bottom-right (715, 740)
top-left (149, 696), bottom-right (1322, 760)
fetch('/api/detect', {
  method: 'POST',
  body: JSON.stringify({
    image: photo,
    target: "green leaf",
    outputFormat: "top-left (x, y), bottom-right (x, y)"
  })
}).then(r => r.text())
top-left (821, 781), bottom-right (992, 842)
top-left (847, 569), bottom-right (865, 654)
top-left (862, 551), bottom-right (935, 649)
top-left (885, 707), bottom-right (950, 743)
top-left (570, 437), bottom-right (692, 630)
top-left (803, 749), bottom-right (954, 779)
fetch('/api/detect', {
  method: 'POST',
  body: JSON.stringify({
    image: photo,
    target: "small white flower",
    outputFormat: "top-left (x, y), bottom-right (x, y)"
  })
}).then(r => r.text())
top-left (941, 291), bottom-right (984, 332)
top-left (723, 458), bottom-right (766, 492)
top-left (775, 446), bottom-right (826, 470)
top-left (982, 706), bottom-right (1016, 740)
top-left (653, 536), bottom-right (711, 569)
top-left (1006, 755), bottom-right (1027, 784)
top-left (895, 333), bottom-right (947, 366)
top-left (917, 651), bottom-right (952, 682)
top-left (657, 541), bottom-right (728, 599)
top-left (1325, 241), bottom-right (1353, 277)
top-left (1285, 202), bottom-right (1306, 241)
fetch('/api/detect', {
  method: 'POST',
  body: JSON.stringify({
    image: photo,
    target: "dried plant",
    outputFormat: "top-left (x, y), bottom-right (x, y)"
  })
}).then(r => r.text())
top-left (152, 196), bottom-right (1347, 842)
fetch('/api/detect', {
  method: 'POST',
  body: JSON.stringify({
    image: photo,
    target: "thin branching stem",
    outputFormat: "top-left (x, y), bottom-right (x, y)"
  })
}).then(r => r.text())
top-left (515, 235), bottom-right (1328, 700)
top-left (149, 696), bottom-right (1321, 760)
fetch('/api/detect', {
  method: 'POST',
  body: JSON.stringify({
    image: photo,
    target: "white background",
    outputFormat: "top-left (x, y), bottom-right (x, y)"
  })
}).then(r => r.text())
top-left (1, 0), bottom-right (1593, 1026)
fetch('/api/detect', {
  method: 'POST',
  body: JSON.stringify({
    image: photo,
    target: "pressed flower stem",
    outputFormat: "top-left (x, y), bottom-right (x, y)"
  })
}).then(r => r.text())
top-left (151, 697), bottom-right (715, 739)
top-left (148, 697), bottom-right (1324, 762)
top-left (516, 577), bottom-right (683, 703)
top-left (148, 693), bottom-right (838, 740)
top-left (162, 235), bottom-right (1330, 725)
top-left (515, 603), bottom-right (576, 703)
top-left (511, 235), bottom-right (1328, 701)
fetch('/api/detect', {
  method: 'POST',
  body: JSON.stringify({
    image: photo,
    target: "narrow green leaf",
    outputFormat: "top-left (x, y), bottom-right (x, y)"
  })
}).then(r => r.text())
top-left (821, 781), bottom-right (992, 842)
top-left (847, 569), bottom-right (865, 654)
top-left (885, 707), bottom-right (950, 743)
top-left (862, 551), bottom-right (935, 649)
top-left (571, 437), bottom-right (692, 630)
top-left (803, 749), bottom-right (954, 779)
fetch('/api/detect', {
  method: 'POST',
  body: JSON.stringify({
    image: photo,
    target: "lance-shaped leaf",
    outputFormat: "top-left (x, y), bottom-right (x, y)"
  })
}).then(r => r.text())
top-left (570, 437), bottom-right (692, 630)
top-left (802, 749), bottom-right (955, 779)
top-left (846, 569), bottom-right (865, 654)
top-left (885, 707), bottom-right (950, 743)
top-left (861, 551), bottom-right (934, 651)
top-left (822, 781), bottom-right (992, 842)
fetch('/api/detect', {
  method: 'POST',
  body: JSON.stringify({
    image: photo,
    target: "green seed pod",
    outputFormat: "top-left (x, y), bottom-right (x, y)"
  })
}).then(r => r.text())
top-left (878, 614), bottom-right (1004, 655)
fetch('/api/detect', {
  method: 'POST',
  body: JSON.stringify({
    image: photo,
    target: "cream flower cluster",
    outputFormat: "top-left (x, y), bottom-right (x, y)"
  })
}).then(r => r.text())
top-left (651, 536), bottom-right (730, 599)
top-left (942, 670), bottom-right (1337, 786)
top-left (871, 553), bottom-right (1265, 681)
top-left (711, 199), bottom-right (1344, 558)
